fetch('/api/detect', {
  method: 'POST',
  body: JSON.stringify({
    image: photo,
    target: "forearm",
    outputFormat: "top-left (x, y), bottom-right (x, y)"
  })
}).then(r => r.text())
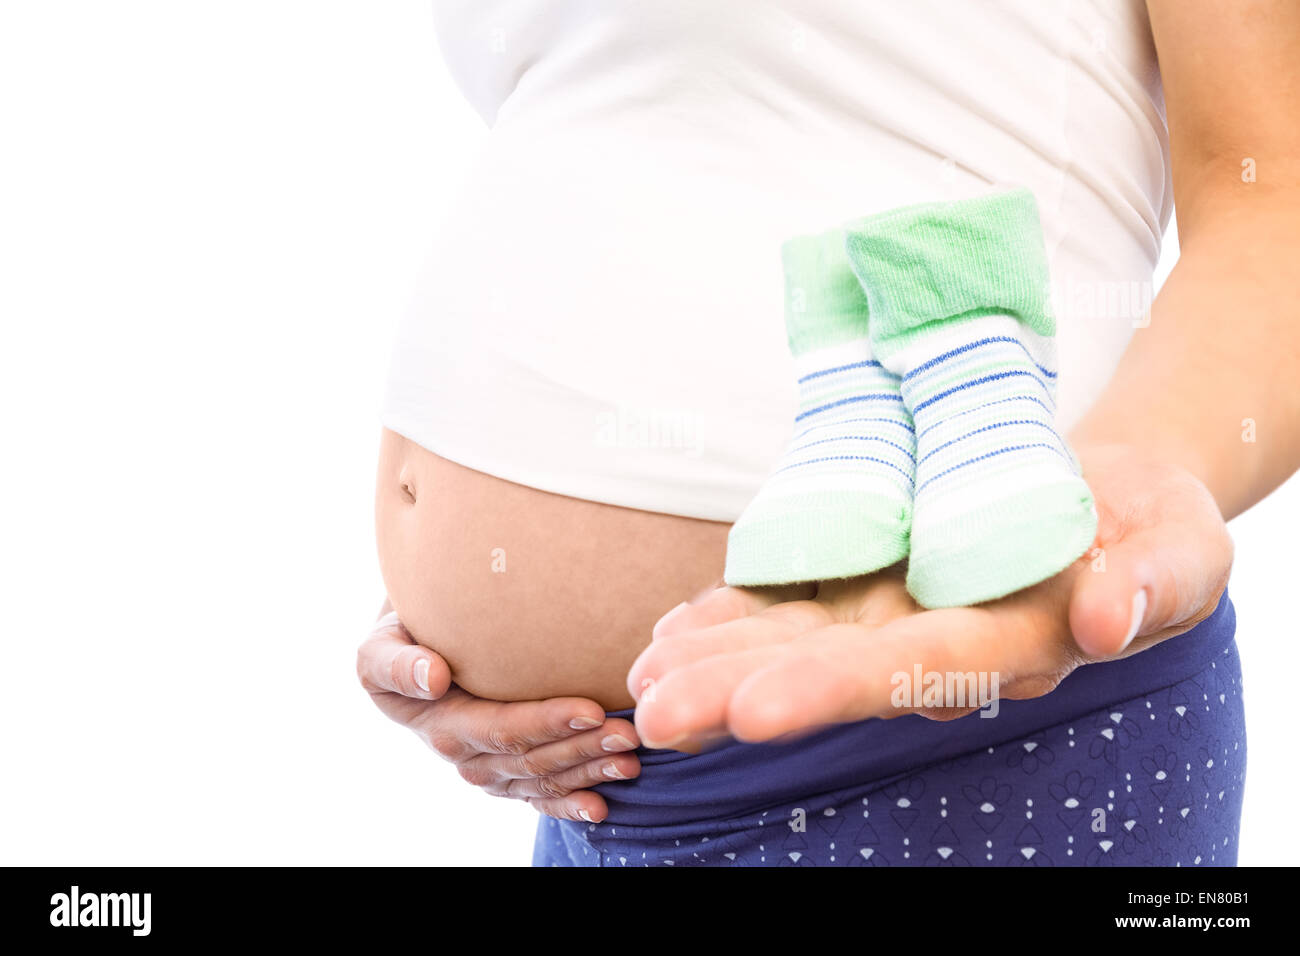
top-left (1071, 194), bottom-right (1300, 519)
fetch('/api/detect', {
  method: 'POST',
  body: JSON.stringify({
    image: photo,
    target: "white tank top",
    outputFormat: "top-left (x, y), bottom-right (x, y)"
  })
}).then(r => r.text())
top-left (383, 0), bottom-right (1170, 520)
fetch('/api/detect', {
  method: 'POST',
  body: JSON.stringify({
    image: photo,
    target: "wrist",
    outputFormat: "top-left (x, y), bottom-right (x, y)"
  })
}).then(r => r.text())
top-left (1068, 425), bottom-right (1217, 502)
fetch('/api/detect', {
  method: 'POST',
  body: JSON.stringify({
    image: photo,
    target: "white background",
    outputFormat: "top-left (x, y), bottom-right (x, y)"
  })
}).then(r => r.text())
top-left (1, 1), bottom-right (1295, 866)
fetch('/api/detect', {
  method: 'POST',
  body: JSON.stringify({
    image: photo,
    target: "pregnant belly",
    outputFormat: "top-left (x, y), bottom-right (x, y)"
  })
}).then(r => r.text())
top-left (375, 428), bottom-right (730, 710)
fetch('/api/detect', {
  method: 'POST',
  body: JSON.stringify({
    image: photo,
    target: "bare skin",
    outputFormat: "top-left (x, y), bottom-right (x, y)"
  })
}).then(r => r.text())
top-left (375, 427), bottom-right (729, 710)
top-left (358, 0), bottom-right (1300, 820)
top-left (356, 609), bottom-right (642, 821)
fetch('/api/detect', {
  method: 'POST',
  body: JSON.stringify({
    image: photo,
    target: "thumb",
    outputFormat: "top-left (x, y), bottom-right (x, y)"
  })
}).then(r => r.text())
top-left (357, 611), bottom-right (453, 700)
top-left (1068, 519), bottom-right (1232, 659)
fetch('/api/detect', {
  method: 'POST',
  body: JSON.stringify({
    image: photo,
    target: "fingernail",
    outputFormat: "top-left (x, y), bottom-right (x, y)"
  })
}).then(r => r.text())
top-left (601, 762), bottom-right (628, 780)
top-left (688, 583), bottom-right (718, 604)
top-left (1120, 589), bottom-right (1148, 651)
top-left (601, 734), bottom-right (634, 752)
top-left (569, 716), bottom-right (601, 730)
top-left (577, 809), bottom-right (594, 822)
top-left (654, 601), bottom-right (690, 636)
top-left (413, 658), bottom-right (430, 693)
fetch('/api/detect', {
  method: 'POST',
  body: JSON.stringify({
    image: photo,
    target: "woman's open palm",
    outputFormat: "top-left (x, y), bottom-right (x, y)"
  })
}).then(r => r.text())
top-left (628, 443), bottom-right (1233, 750)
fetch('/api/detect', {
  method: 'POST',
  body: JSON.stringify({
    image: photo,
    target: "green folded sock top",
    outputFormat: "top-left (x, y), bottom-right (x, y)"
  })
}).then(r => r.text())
top-left (843, 188), bottom-right (1055, 362)
top-left (780, 227), bottom-right (872, 357)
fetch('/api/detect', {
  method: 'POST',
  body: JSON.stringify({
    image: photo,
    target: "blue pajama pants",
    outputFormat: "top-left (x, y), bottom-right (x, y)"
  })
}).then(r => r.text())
top-left (534, 595), bottom-right (1245, 867)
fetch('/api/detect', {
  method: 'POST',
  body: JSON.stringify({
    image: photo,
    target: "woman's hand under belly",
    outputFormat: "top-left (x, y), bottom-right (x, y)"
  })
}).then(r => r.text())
top-left (375, 428), bottom-right (730, 710)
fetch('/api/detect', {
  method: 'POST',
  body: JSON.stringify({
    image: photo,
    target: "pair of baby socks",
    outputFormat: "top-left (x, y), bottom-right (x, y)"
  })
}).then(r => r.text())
top-left (724, 189), bottom-right (1097, 608)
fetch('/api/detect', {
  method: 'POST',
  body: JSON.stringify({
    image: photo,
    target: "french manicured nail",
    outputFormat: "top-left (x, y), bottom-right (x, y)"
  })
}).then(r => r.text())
top-left (601, 734), bottom-right (634, 753)
top-left (643, 732), bottom-right (687, 750)
top-left (577, 808), bottom-right (594, 822)
top-left (1120, 589), bottom-right (1148, 651)
top-left (601, 762), bottom-right (628, 780)
top-left (413, 658), bottom-right (430, 693)
top-left (569, 716), bottom-right (601, 730)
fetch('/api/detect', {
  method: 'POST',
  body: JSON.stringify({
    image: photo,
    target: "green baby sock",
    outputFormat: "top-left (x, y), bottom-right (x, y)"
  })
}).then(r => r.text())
top-left (844, 188), bottom-right (1097, 608)
top-left (724, 227), bottom-right (914, 586)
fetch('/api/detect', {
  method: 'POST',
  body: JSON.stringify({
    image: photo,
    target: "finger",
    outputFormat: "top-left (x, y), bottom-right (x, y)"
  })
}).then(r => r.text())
top-left (634, 642), bottom-right (797, 748)
top-left (472, 717), bottom-right (640, 781)
top-left (652, 584), bottom-right (812, 640)
top-left (355, 612), bottom-right (452, 701)
top-left (419, 695), bottom-right (611, 761)
top-left (726, 608), bottom-right (1065, 742)
top-left (628, 599), bottom-right (829, 703)
top-left (502, 752), bottom-right (642, 800)
top-left (529, 791), bottom-right (611, 824)
top-left (370, 683), bottom-right (470, 734)
top-left (1069, 510), bottom-right (1233, 659)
